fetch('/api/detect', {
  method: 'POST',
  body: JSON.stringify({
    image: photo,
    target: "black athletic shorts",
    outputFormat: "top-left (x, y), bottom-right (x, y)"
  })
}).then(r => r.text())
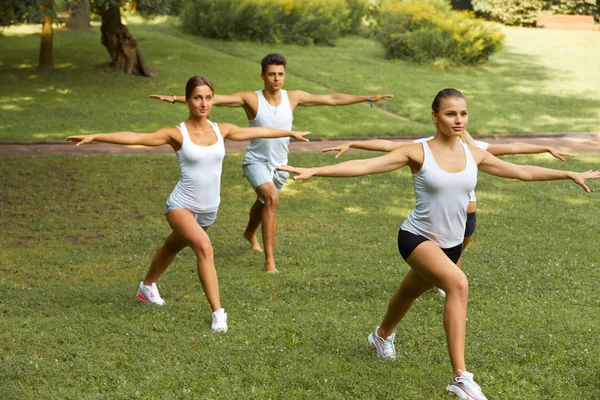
top-left (397, 229), bottom-right (463, 264)
top-left (464, 212), bottom-right (476, 238)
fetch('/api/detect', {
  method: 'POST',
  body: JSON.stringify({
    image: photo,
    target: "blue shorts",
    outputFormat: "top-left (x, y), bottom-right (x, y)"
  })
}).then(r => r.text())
top-left (164, 205), bottom-right (217, 228)
top-left (243, 162), bottom-right (289, 204)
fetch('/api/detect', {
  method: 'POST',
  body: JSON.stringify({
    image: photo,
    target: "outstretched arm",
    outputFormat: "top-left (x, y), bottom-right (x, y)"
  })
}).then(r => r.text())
top-left (322, 140), bottom-right (410, 158)
top-left (476, 149), bottom-right (599, 192)
top-left (65, 127), bottom-right (175, 147)
top-left (218, 123), bottom-right (310, 142)
top-left (291, 90), bottom-right (393, 107)
top-left (148, 94), bottom-right (186, 104)
top-left (278, 146), bottom-right (414, 181)
top-left (486, 142), bottom-right (575, 161)
top-left (147, 92), bottom-right (255, 107)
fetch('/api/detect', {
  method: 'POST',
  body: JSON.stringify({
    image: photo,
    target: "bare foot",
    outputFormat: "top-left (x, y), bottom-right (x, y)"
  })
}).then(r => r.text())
top-left (244, 231), bottom-right (263, 252)
top-left (265, 260), bottom-right (278, 274)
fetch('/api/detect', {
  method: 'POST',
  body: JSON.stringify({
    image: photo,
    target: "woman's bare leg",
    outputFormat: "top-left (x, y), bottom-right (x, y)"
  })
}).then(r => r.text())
top-left (166, 209), bottom-right (221, 311)
top-left (143, 231), bottom-right (188, 285)
top-left (379, 241), bottom-right (469, 378)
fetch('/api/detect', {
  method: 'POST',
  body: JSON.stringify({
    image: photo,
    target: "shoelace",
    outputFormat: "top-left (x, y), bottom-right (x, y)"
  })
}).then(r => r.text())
top-left (455, 372), bottom-right (483, 394)
top-left (381, 336), bottom-right (395, 356)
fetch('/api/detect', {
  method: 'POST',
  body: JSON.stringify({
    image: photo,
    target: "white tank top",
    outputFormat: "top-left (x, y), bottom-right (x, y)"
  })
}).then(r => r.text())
top-left (166, 121), bottom-right (225, 213)
top-left (414, 137), bottom-right (487, 202)
top-left (401, 140), bottom-right (478, 248)
top-left (243, 89), bottom-right (294, 169)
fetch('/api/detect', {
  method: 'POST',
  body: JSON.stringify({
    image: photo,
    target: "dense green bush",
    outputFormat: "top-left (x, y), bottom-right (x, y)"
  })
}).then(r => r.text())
top-left (180, 0), bottom-right (367, 46)
top-left (471, 0), bottom-right (599, 26)
top-left (372, 0), bottom-right (504, 66)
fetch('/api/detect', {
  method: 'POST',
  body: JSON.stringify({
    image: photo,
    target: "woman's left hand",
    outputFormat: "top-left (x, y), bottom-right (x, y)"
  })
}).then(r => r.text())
top-left (572, 170), bottom-right (600, 192)
top-left (276, 165), bottom-right (314, 181)
top-left (291, 131), bottom-right (311, 142)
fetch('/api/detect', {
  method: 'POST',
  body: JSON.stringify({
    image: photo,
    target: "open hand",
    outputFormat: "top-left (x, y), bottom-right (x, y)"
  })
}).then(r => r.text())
top-left (370, 94), bottom-right (394, 102)
top-left (276, 165), bottom-right (314, 181)
top-left (322, 143), bottom-right (351, 158)
top-left (572, 170), bottom-right (600, 192)
top-left (65, 135), bottom-right (96, 146)
top-left (548, 147), bottom-right (575, 162)
top-left (148, 94), bottom-right (175, 103)
top-left (292, 131), bottom-right (311, 142)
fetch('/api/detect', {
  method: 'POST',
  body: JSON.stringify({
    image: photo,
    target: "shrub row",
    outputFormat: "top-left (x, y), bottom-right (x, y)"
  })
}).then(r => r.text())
top-left (372, 0), bottom-right (505, 66)
top-left (471, 0), bottom-right (599, 26)
top-left (180, 0), bottom-right (367, 46)
top-left (179, 0), bottom-right (505, 67)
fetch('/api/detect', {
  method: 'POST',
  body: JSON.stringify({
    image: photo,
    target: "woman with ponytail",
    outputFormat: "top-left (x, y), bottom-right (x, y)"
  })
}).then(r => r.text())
top-left (277, 88), bottom-right (597, 399)
top-left (66, 76), bottom-right (309, 333)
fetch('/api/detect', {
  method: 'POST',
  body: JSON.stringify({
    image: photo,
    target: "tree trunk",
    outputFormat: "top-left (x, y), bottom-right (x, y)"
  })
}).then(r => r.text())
top-left (39, 13), bottom-right (54, 72)
top-left (67, 0), bottom-right (90, 31)
top-left (98, 3), bottom-right (152, 77)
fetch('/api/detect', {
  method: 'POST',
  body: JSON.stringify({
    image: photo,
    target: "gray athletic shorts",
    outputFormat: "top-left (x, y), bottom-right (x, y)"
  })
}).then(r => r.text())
top-left (164, 205), bottom-right (217, 228)
top-left (243, 163), bottom-right (289, 204)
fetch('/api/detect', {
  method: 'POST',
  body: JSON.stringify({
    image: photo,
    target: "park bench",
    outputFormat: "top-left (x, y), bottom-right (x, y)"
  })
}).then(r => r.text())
top-left (536, 14), bottom-right (599, 31)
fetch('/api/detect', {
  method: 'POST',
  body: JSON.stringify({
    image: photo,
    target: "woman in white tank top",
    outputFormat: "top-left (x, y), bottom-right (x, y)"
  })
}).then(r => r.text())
top-left (278, 88), bottom-right (599, 399)
top-left (66, 76), bottom-right (309, 333)
top-left (322, 133), bottom-right (574, 272)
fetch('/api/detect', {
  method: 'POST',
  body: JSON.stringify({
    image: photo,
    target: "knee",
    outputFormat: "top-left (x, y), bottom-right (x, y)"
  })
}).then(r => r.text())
top-left (446, 272), bottom-right (469, 299)
top-left (262, 191), bottom-right (279, 208)
top-left (190, 239), bottom-right (213, 258)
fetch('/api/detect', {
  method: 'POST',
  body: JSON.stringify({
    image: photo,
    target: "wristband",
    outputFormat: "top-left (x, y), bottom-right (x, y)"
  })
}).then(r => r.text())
top-left (368, 95), bottom-right (373, 108)
top-left (172, 94), bottom-right (177, 104)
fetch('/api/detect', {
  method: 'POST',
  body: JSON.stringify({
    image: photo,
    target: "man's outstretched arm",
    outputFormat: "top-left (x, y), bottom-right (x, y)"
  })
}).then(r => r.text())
top-left (290, 90), bottom-right (393, 107)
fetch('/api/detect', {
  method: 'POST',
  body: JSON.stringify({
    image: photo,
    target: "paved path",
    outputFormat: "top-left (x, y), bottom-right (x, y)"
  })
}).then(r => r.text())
top-left (1, 133), bottom-right (599, 155)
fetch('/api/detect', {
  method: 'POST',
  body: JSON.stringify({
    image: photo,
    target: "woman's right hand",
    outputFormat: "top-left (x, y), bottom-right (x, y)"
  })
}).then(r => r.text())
top-left (65, 134), bottom-right (96, 146)
top-left (276, 165), bottom-right (314, 181)
top-left (148, 94), bottom-right (174, 103)
top-left (322, 142), bottom-right (351, 158)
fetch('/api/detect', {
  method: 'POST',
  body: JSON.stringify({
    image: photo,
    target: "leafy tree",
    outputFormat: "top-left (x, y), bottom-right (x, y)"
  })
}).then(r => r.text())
top-left (67, 0), bottom-right (90, 30)
top-left (92, 0), bottom-right (152, 76)
top-left (1, 0), bottom-right (54, 72)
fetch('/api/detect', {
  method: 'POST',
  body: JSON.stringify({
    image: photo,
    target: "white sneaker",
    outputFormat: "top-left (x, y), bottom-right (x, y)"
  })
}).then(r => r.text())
top-left (446, 370), bottom-right (488, 399)
top-left (367, 326), bottom-right (396, 359)
top-left (436, 287), bottom-right (446, 297)
top-left (136, 282), bottom-right (166, 306)
top-left (211, 308), bottom-right (228, 333)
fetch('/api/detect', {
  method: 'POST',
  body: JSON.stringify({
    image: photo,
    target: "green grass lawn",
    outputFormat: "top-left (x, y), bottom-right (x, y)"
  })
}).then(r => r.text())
top-left (1, 152), bottom-right (599, 399)
top-left (1, 20), bottom-right (599, 141)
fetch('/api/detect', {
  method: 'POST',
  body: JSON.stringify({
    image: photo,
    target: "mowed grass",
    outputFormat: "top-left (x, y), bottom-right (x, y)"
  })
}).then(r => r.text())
top-left (1, 19), bottom-right (600, 141)
top-left (1, 152), bottom-right (599, 399)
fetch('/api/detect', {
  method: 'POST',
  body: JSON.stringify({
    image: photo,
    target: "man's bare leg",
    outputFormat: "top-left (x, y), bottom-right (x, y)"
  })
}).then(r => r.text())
top-left (256, 183), bottom-right (279, 273)
top-left (244, 198), bottom-right (264, 252)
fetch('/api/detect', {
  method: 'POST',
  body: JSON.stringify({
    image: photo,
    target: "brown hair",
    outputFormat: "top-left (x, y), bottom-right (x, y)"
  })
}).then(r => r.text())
top-left (431, 88), bottom-right (465, 113)
top-left (185, 76), bottom-right (214, 101)
top-left (261, 53), bottom-right (287, 73)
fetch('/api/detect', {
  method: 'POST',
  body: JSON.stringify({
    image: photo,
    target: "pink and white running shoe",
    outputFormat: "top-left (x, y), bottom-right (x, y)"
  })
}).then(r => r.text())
top-left (136, 281), bottom-right (166, 306)
top-left (211, 308), bottom-right (228, 333)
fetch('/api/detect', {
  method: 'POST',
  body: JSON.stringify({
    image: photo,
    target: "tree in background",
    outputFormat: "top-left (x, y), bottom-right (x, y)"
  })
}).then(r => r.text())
top-left (39, 0), bottom-right (54, 72)
top-left (93, 0), bottom-right (152, 76)
top-left (67, 0), bottom-right (90, 30)
top-left (0, 0), bottom-right (54, 72)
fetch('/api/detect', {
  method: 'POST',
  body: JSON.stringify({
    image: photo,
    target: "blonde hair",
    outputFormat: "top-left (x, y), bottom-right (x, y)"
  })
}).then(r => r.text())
top-left (460, 130), bottom-right (475, 145)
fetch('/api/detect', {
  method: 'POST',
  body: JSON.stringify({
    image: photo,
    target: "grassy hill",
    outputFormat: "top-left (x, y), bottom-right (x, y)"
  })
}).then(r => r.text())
top-left (1, 19), bottom-right (599, 140)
